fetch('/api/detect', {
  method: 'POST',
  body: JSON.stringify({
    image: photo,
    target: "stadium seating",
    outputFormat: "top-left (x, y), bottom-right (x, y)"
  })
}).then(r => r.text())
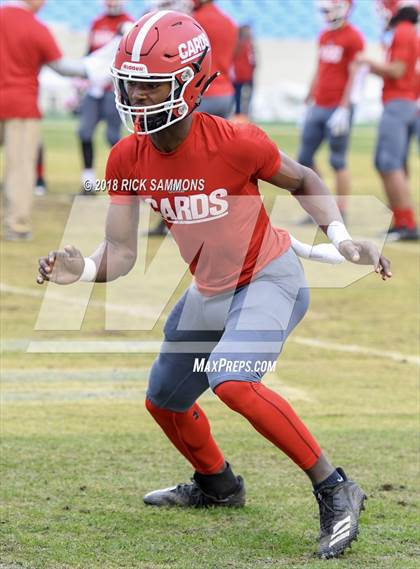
top-left (39, 0), bottom-right (380, 40)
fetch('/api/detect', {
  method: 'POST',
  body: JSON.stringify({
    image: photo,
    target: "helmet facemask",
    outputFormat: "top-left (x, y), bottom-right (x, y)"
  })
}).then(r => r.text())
top-left (317, 0), bottom-right (351, 29)
top-left (111, 10), bottom-right (212, 135)
top-left (111, 66), bottom-right (196, 135)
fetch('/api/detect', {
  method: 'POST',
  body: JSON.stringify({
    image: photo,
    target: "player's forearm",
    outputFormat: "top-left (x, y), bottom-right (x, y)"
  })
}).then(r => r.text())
top-left (293, 167), bottom-right (344, 231)
top-left (339, 64), bottom-right (358, 107)
top-left (47, 58), bottom-right (88, 78)
top-left (363, 59), bottom-right (405, 80)
top-left (89, 240), bottom-right (137, 282)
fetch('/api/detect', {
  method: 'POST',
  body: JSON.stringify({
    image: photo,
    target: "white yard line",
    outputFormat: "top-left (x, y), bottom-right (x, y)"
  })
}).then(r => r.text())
top-left (2, 283), bottom-right (418, 365)
top-left (2, 368), bottom-right (150, 382)
top-left (0, 283), bottom-right (164, 320)
top-left (292, 336), bottom-right (419, 366)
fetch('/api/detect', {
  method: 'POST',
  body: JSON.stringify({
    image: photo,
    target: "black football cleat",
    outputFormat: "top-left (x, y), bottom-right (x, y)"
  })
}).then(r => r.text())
top-left (386, 225), bottom-right (419, 242)
top-left (143, 475), bottom-right (245, 508)
top-left (314, 468), bottom-right (367, 559)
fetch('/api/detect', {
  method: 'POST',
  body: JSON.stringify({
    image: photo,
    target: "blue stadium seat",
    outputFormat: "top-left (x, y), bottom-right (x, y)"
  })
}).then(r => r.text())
top-left (39, 0), bottom-right (380, 40)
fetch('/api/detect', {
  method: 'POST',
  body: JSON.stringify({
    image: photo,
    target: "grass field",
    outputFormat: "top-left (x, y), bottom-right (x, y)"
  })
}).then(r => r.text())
top-left (1, 117), bottom-right (419, 569)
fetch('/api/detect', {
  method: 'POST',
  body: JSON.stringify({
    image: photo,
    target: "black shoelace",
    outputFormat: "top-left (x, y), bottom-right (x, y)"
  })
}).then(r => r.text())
top-left (175, 481), bottom-right (212, 508)
top-left (316, 489), bottom-right (345, 534)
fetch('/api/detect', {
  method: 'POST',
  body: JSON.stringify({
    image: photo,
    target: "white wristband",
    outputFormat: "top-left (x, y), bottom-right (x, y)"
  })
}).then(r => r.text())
top-left (327, 221), bottom-right (352, 249)
top-left (290, 236), bottom-right (345, 265)
top-left (79, 257), bottom-right (97, 282)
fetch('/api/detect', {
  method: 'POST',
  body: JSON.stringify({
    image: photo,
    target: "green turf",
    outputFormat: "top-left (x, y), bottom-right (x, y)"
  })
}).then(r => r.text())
top-left (1, 118), bottom-right (419, 568)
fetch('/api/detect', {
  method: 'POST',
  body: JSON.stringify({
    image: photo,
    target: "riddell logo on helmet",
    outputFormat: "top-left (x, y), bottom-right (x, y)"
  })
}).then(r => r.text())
top-left (178, 33), bottom-right (209, 62)
top-left (122, 62), bottom-right (148, 73)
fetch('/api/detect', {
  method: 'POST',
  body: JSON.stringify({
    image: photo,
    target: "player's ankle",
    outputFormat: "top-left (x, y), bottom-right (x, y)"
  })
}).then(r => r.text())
top-left (194, 462), bottom-right (238, 498)
top-left (313, 468), bottom-right (347, 492)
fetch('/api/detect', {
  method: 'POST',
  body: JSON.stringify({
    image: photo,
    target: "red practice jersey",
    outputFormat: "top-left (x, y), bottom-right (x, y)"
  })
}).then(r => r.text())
top-left (107, 113), bottom-right (290, 295)
top-left (87, 12), bottom-right (133, 54)
top-left (313, 23), bottom-right (364, 108)
top-left (233, 37), bottom-right (256, 84)
top-left (416, 36), bottom-right (420, 101)
top-left (193, 3), bottom-right (238, 98)
top-left (383, 21), bottom-right (418, 103)
top-left (0, 4), bottom-right (62, 119)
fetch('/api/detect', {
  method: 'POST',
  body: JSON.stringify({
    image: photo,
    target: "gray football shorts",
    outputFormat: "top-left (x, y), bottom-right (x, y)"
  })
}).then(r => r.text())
top-left (298, 104), bottom-right (354, 171)
top-left (147, 248), bottom-right (309, 412)
top-left (374, 99), bottom-right (417, 172)
top-left (78, 91), bottom-right (121, 146)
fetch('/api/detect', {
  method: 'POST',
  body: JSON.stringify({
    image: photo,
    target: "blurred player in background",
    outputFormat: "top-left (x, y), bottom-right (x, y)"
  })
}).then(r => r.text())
top-left (34, 143), bottom-right (47, 195)
top-left (37, 11), bottom-right (392, 559)
top-left (232, 24), bottom-right (256, 123)
top-left (297, 0), bottom-right (364, 223)
top-left (0, 0), bottom-right (89, 240)
top-left (356, 0), bottom-right (419, 241)
top-left (148, 0), bottom-right (238, 235)
top-left (78, 0), bottom-right (133, 194)
top-left (192, 0), bottom-right (238, 117)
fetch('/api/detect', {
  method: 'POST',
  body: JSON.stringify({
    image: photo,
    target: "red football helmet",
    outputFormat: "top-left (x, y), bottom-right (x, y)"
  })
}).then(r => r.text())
top-left (376, 0), bottom-right (419, 26)
top-left (316, 0), bottom-right (353, 29)
top-left (111, 10), bottom-right (212, 135)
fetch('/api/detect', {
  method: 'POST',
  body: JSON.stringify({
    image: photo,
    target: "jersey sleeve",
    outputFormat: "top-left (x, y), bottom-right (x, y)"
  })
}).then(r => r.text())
top-left (390, 26), bottom-right (412, 63)
top-left (37, 23), bottom-right (62, 64)
top-left (246, 124), bottom-right (281, 180)
top-left (230, 124), bottom-right (281, 181)
top-left (347, 29), bottom-right (365, 61)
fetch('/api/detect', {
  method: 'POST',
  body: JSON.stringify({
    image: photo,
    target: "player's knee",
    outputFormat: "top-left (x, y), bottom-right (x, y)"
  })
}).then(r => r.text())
top-left (146, 360), bottom-right (173, 408)
top-left (145, 396), bottom-right (161, 416)
top-left (375, 149), bottom-right (400, 172)
top-left (214, 380), bottom-right (256, 412)
top-left (329, 151), bottom-right (346, 171)
top-left (78, 128), bottom-right (92, 142)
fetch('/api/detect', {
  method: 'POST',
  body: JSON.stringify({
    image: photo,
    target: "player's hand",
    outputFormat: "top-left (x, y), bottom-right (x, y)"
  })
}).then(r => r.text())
top-left (338, 240), bottom-right (392, 280)
top-left (37, 245), bottom-right (85, 285)
top-left (327, 106), bottom-right (350, 136)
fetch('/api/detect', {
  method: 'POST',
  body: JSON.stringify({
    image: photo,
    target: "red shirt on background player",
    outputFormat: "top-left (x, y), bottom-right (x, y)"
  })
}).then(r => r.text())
top-left (356, 0), bottom-right (419, 241)
top-left (312, 22), bottom-right (364, 108)
top-left (298, 0), bottom-right (364, 221)
top-left (382, 20), bottom-right (417, 103)
top-left (233, 27), bottom-right (255, 85)
top-left (87, 2), bottom-right (133, 54)
top-left (0, 1), bottom-right (62, 120)
top-left (192, 0), bottom-right (238, 99)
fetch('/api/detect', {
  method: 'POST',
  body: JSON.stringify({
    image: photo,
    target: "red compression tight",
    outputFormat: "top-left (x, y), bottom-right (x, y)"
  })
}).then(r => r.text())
top-left (215, 381), bottom-right (321, 470)
top-left (145, 399), bottom-right (225, 475)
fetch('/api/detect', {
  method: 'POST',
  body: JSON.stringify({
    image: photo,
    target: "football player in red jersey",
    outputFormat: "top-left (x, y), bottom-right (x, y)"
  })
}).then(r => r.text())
top-left (298, 0), bottom-right (364, 223)
top-left (146, 0), bottom-right (238, 235)
top-left (356, 0), bottom-right (419, 241)
top-left (37, 11), bottom-right (391, 559)
top-left (232, 24), bottom-right (257, 123)
top-left (78, 0), bottom-right (133, 194)
top-left (0, 0), bottom-right (103, 239)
